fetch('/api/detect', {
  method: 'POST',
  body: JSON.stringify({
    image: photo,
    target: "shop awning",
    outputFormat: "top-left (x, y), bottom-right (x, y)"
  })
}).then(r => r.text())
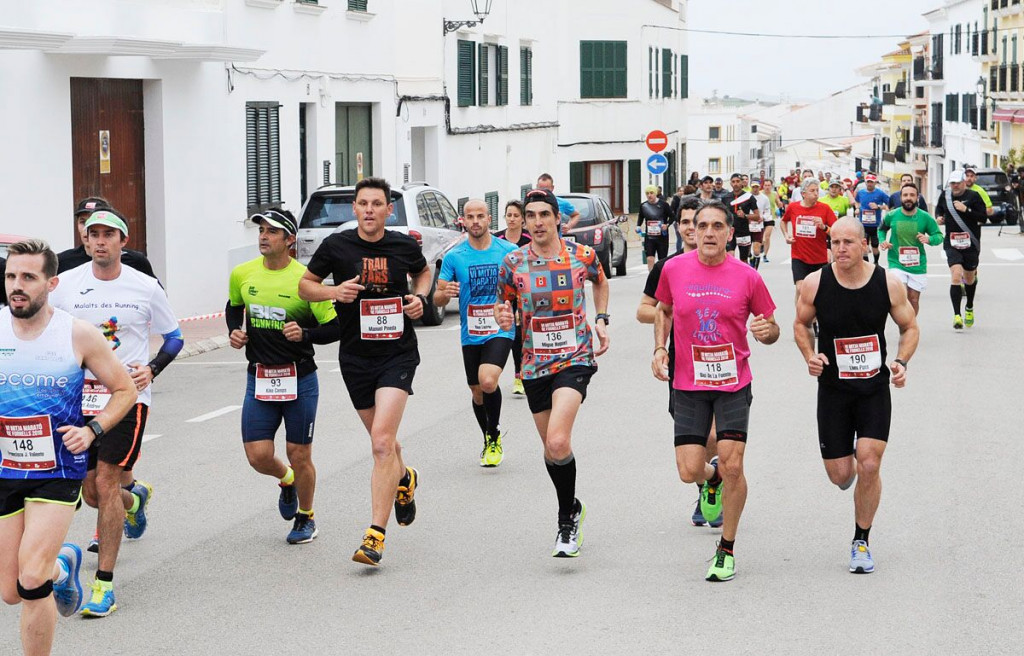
top-left (993, 107), bottom-right (1024, 123)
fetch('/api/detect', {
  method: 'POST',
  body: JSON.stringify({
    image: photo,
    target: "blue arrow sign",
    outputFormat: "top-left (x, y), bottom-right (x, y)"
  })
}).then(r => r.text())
top-left (646, 153), bottom-right (668, 175)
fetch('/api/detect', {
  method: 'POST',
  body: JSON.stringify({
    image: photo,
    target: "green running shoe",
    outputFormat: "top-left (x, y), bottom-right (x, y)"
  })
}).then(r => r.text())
top-left (706, 543), bottom-right (735, 582)
top-left (964, 308), bottom-right (975, 327)
top-left (700, 456), bottom-right (723, 523)
top-left (953, 314), bottom-right (963, 330)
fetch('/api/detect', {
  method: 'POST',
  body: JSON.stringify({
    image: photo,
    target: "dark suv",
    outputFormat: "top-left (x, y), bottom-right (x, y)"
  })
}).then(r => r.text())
top-left (971, 168), bottom-right (1018, 225)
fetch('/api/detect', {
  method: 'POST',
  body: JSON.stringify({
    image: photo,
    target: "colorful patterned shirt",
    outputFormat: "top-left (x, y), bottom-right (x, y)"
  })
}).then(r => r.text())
top-left (498, 240), bottom-right (605, 379)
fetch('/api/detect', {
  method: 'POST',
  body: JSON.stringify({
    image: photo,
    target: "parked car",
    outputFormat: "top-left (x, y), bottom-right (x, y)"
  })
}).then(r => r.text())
top-left (559, 193), bottom-right (629, 277)
top-left (0, 233), bottom-right (29, 259)
top-left (295, 183), bottom-right (463, 325)
top-left (971, 167), bottom-right (1018, 225)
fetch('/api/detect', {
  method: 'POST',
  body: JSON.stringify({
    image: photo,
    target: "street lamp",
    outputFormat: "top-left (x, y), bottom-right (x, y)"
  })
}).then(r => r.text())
top-left (977, 75), bottom-right (986, 99)
top-left (443, 0), bottom-right (493, 35)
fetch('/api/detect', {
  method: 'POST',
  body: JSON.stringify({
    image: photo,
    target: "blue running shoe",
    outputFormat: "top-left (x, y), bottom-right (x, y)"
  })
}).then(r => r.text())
top-left (54, 544), bottom-right (83, 617)
top-left (690, 500), bottom-right (707, 527)
top-left (80, 579), bottom-right (117, 618)
top-left (124, 480), bottom-right (153, 540)
top-left (708, 512), bottom-right (723, 529)
top-left (278, 483), bottom-right (298, 520)
top-left (286, 513), bottom-right (319, 544)
top-left (849, 540), bottom-right (875, 574)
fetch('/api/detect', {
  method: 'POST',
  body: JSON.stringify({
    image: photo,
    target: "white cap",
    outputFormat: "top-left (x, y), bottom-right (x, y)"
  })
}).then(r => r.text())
top-left (947, 170), bottom-right (965, 185)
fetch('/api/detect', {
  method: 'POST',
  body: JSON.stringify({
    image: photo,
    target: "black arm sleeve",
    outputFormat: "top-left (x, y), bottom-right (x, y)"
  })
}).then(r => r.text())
top-left (225, 301), bottom-right (244, 333)
top-left (304, 317), bottom-right (341, 345)
top-left (0, 257), bottom-right (6, 306)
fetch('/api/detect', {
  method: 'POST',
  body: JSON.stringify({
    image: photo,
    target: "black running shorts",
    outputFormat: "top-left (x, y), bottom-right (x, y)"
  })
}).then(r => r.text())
top-left (461, 338), bottom-right (513, 386)
top-left (816, 383), bottom-right (891, 459)
top-left (672, 384), bottom-right (752, 447)
top-left (644, 237), bottom-right (669, 260)
top-left (522, 365), bottom-right (596, 414)
top-left (339, 349), bottom-right (419, 410)
top-left (0, 478), bottom-right (83, 519)
top-left (792, 258), bottom-right (826, 283)
top-left (944, 246), bottom-right (980, 271)
top-left (88, 403), bottom-right (149, 471)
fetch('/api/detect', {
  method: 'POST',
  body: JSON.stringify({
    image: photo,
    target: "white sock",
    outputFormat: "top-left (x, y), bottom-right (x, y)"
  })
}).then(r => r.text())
top-left (54, 560), bottom-right (69, 586)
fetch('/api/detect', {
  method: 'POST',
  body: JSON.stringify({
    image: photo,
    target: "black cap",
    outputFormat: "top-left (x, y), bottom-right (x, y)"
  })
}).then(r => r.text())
top-left (249, 208), bottom-right (298, 235)
top-left (75, 197), bottom-right (113, 216)
top-left (523, 188), bottom-right (560, 215)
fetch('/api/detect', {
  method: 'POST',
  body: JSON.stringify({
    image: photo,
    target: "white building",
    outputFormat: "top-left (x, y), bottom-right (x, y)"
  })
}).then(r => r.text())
top-left (0, 0), bottom-right (688, 317)
top-left (686, 98), bottom-right (776, 180)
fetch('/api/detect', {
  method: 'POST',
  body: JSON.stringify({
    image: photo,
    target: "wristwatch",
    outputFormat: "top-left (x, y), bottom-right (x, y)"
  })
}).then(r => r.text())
top-left (595, 313), bottom-right (610, 325)
top-left (87, 420), bottom-right (105, 439)
top-left (894, 358), bottom-right (908, 369)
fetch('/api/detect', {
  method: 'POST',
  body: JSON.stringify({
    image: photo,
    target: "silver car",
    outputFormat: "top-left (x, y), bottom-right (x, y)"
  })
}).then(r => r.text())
top-left (295, 183), bottom-right (463, 325)
top-left (560, 193), bottom-right (629, 277)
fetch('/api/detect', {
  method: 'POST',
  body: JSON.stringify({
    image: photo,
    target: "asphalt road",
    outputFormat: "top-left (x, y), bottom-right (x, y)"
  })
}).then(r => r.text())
top-left (9, 228), bottom-right (1024, 655)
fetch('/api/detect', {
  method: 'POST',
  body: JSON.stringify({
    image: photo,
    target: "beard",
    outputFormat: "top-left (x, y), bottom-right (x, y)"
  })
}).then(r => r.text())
top-left (9, 292), bottom-right (45, 319)
top-left (902, 200), bottom-right (917, 212)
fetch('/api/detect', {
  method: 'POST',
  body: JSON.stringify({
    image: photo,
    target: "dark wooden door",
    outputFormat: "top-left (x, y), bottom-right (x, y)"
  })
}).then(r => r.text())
top-left (70, 78), bottom-right (147, 252)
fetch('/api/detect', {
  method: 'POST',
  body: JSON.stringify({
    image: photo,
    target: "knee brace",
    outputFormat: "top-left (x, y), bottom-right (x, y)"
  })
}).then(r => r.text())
top-left (17, 579), bottom-right (53, 600)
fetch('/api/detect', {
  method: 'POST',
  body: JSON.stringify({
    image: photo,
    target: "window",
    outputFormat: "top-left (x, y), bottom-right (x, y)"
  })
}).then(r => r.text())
top-left (347, 0), bottom-right (367, 9)
top-left (648, 47), bottom-right (656, 99)
top-left (580, 41), bottom-right (627, 98)
top-left (246, 102), bottom-right (281, 212)
top-left (955, 24), bottom-right (962, 54)
top-left (520, 46), bottom-right (533, 105)
top-left (457, 197), bottom-right (468, 216)
top-left (496, 45), bottom-right (509, 106)
top-left (708, 126), bottom-right (721, 142)
top-left (520, 184), bottom-right (532, 201)
top-left (584, 161), bottom-right (623, 213)
top-left (945, 93), bottom-right (959, 121)
top-left (751, 124), bottom-right (757, 133)
top-left (708, 158), bottom-right (721, 174)
top-left (662, 48), bottom-right (674, 98)
top-left (679, 54), bottom-right (688, 99)
top-left (457, 40), bottom-right (476, 107)
top-left (484, 191), bottom-right (499, 230)
top-left (478, 43), bottom-right (490, 106)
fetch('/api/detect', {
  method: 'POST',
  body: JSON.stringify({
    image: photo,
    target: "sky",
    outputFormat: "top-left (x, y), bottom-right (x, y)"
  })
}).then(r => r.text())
top-left (687, 0), bottom-right (940, 102)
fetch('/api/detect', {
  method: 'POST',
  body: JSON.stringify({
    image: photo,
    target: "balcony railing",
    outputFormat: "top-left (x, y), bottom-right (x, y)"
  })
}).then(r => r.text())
top-left (882, 152), bottom-right (896, 164)
top-left (895, 144), bottom-right (907, 163)
top-left (991, 67), bottom-right (998, 93)
top-left (930, 122), bottom-right (943, 147)
top-left (999, 64), bottom-right (1009, 93)
top-left (912, 126), bottom-right (927, 148)
top-left (895, 81), bottom-right (907, 99)
top-left (1013, 64), bottom-right (1021, 93)
top-left (932, 57), bottom-right (943, 80)
top-left (913, 56), bottom-right (926, 78)
top-left (883, 91), bottom-right (896, 105)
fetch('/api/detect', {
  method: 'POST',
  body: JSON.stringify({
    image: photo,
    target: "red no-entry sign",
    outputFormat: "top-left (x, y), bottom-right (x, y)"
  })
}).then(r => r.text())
top-left (646, 130), bottom-right (668, 153)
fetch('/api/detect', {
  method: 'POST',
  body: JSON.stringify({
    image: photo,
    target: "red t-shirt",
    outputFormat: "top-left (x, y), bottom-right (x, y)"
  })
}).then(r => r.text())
top-left (782, 201), bottom-right (836, 265)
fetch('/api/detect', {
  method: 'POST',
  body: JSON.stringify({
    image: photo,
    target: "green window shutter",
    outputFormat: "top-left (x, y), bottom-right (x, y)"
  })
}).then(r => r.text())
top-left (457, 40), bottom-right (476, 107)
top-left (347, 0), bottom-right (367, 10)
top-left (458, 197), bottom-right (469, 215)
top-left (497, 45), bottom-right (509, 106)
top-left (613, 42), bottom-right (627, 98)
top-left (649, 47), bottom-right (654, 98)
top-left (580, 41), bottom-right (593, 97)
top-left (478, 43), bottom-right (489, 106)
top-left (569, 162), bottom-right (585, 193)
top-left (581, 41), bottom-right (626, 99)
top-left (485, 191), bottom-right (500, 230)
top-left (679, 54), bottom-right (688, 99)
top-left (521, 184), bottom-right (532, 201)
top-left (628, 159), bottom-right (642, 213)
top-left (665, 150), bottom-right (676, 192)
top-left (520, 47), bottom-right (533, 106)
top-left (662, 49), bottom-right (673, 98)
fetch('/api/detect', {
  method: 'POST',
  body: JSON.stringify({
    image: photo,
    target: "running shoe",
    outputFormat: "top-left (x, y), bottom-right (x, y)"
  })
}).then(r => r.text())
top-left (849, 540), bottom-right (875, 574)
top-left (351, 528), bottom-right (385, 566)
top-left (763, 255), bottom-right (770, 263)
top-left (511, 376), bottom-right (525, 396)
top-left (278, 482), bottom-right (298, 520)
top-left (80, 579), bottom-right (117, 617)
top-left (394, 467), bottom-right (418, 526)
top-left (700, 456), bottom-right (723, 523)
top-left (87, 531), bottom-right (99, 554)
top-left (690, 500), bottom-right (707, 527)
top-left (552, 499), bottom-right (586, 558)
top-left (286, 512), bottom-right (318, 544)
top-left (482, 432), bottom-right (504, 467)
top-left (705, 543), bottom-right (735, 582)
top-left (54, 543), bottom-right (83, 617)
top-left (709, 512), bottom-right (723, 529)
top-left (124, 480), bottom-right (153, 540)
top-left (953, 314), bottom-right (964, 330)
top-left (965, 308), bottom-right (975, 327)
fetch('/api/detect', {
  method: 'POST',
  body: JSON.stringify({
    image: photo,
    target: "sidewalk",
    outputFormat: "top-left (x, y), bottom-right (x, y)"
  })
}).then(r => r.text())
top-left (149, 313), bottom-right (229, 361)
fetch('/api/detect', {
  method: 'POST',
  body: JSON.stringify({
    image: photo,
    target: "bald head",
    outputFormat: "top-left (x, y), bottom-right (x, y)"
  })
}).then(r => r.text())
top-left (463, 199), bottom-right (488, 214)
top-left (831, 216), bottom-right (865, 240)
top-left (461, 198), bottom-right (491, 238)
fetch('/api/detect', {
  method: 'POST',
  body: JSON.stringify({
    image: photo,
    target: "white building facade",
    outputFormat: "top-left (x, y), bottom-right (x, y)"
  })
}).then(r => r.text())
top-left (0, 0), bottom-right (687, 317)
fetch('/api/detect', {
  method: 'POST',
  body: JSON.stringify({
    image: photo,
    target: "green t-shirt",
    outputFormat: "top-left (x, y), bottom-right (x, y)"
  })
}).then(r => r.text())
top-left (228, 257), bottom-right (337, 374)
top-left (969, 184), bottom-right (993, 208)
top-left (821, 194), bottom-right (851, 219)
top-left (879, 208), bottom-right (944, 274)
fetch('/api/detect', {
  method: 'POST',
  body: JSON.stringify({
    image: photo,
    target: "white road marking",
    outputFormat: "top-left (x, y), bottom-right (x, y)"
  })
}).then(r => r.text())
top-left (330, 367), bottom-right (341, 373)
top-left (142, 434), bottom-right (163, 443)
top-left (993, 248), bottom-right (1024, 261)
top-left (186, 405), bottom-right (242, 423)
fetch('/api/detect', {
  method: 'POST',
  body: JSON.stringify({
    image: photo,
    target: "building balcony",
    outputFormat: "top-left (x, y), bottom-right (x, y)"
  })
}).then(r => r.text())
top-left (895, 144), bottom-right (907, 163)
top-left (972, 30), bottom-right (998, 62)
top-left (856, 104), bottom-right (883, 123)
top-left (882, 152), bottom-right (896, 164)
top-left (914, 59), bottom-right (943, 85)
top-left (882, 91), bottom-right (896, 105)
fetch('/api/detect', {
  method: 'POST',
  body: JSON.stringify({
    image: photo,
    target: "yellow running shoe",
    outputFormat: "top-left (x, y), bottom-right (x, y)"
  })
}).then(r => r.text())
top-left (512, 376), bottom-right (525, 396)
top-left (964, 308), bottom-right (975, 327)
top-left (482, 432), bottom-right (504, 467)
top-left (352, 528), bottom-right (385, 566)
top-left (394, 467), bottom-right (418, 526)
top-left (953, 314), bottom-right (964, 330)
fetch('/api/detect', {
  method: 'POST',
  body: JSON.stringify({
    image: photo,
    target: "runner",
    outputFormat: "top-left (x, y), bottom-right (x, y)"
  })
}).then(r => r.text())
top-left (494, 188), bottom-right (610, 557)
top-left (762, 179), bottom-right (779, 263)
top-left (721, 173), bottom-right (757, 264)
top-left (748, 179), bottom-right (768, 269)
top-left (652, 199), bottom-right (780, 582)
top-left (794, 216), bottom-right (919, 574)
top-left (964, 166), bottom-right (994, 217)
top-left (697, 176), bottom-right (716, 204)
top-left (49, 211), bottom-right (182, 617)
top-left (853, 174), bottom-right (889, 264)
top-left (435, 199), bottom-right (517, 467)
top-left (536, 173), bottom-right (582, 232)
top-left (821, 179), bottom-right (852, 221)
top-left (56, 198), bottom-right (156, 278)
top-left (299, 177), bottom-right (430, 567)
top-left (879, 184), bottom-right (943, 315)
top-left (495, 200), bottom-right (531, 396)
top-left (1, 239), bottom-right (137, 654)
top-left (888, 173), bottom-right (928, 212)
top-left (637, 185), bottom-right (673, 270)
top-left (635, 196), bottom-right (722, 529)
top-left (712, 178), bottom-right (729, 201)
top-left (781, 179), bottom-right (837, 303)
top-left (933, 170), bottom-right (987, 330)
top-left (227, 209), bottom-right (340, 544)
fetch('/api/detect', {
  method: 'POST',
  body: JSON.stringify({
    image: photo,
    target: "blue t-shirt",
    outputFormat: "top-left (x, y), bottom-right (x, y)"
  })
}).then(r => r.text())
top-left (557, 197), bottom-right (577, 225)
top-left (439, 238), bottom-right (518, 346)
top-left (888, 191), bottom-right (928, 213)
top-left (855, 188), bottom-right (890, 227)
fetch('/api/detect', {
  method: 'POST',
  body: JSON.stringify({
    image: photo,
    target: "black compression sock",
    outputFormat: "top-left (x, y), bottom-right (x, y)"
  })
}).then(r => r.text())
top-left (545, 455), bottom-right (577, 522)
top-left (370, 524), bottom-right (386, 536)
top-left (964, 280), bottom-right (977, 308)
top-left (96, 570), bottom-right (114, 583)
top-left (482, 388), bottom-right (502, 436)
top-left (471, 401), bottom-right (487, 435)
top-left (950, 284), bottom-right (963, 314)
top-left (719, 538), bottom-right (735, 554)
top-left (854, 524), bottom-right (871, 544)
top-left (398, 469), bottom-right (410, 487)
top-left (873, 252), bottom-right (880, 264)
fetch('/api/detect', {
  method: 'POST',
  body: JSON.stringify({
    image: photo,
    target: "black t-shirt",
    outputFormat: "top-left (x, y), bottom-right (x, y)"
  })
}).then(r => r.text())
top-left (720, 192), bottom-right (756, 237)
top-left (0, 256), bottom-right (6, 306)
top-left (496, 229), bottom-right (531, 247)
top-left (306, 229), bottom-right (428, 358)
top-left (643, 250), bottom-right (686, 383)
top-left (57, 244), bottom-right (158, 278)
top-left (933, 189), bottom-right (986, 251)
top-left (638, 200), bottom-right (674, 240)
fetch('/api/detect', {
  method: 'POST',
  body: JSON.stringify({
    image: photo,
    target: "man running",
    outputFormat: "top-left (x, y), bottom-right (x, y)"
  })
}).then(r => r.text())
top-left (435, 199), bottom-right (517, 467)
top-left (888, 173), bottom-right (928, 212)
top-left (536, 173), bottom-right (581, 232)
top-left (2, 239), bottom-right (136, 653)
top-left (822, 179), bottom-right (852, 221)
top-left (782, 179), bottom-right (837, 302)
top-left (853, 174), bottom-right (889, 264)
top-left (712, 178), bottom-right (729, 200)
top-left (637, 185), bottom-right (674, 270)
top-left (794, 217), bottom-right (919, 574)
top-left (50, 211), bottom-right (182, 617)
top-left (697, 176), bottom-right (716, 204)
top-left (964, 166), bottom-right (994, 217)
top-left (494, 188), bottom-right (610, 558)
top-left (227, 209), bottom-right (340, 544)
top-left (56, 198), bottom-right (156, 278)
top-left (879, 184), bottom-right (943, 315)
top-left (721, 173), bottom-right (756, 264)
top-left (299, 177), bottom-right (429, 567)
top-left (761, 179), bottom-right (779, 262)
top-left (747, 179), bottom-right (768, 269)
top-left (652, 199), bottom-right (780, 582)
top-left (496, 200), bottom-right (530, 396)
top-left (933, 170), bottom-right (987, 330)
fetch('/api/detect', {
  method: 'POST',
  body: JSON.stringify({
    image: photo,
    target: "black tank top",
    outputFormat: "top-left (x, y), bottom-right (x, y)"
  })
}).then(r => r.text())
top-left (814, 264), bottom-right (891, 391)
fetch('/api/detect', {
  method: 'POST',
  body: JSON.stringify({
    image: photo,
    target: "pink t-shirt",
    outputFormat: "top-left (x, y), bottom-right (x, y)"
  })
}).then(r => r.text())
top-left (655, 251), bottom-right (777, 392)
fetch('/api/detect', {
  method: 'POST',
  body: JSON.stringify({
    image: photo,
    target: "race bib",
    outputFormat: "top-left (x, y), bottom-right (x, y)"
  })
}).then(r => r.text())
top-left (532, 315), bottom-right (577, 356)
top-left (468, 304), bottom-right (499, 337)
top-left (646, 221), bottom-right (662, 237)
top-left (748, 220), bottom-right (764, 233)
top-left (861, 210), bottom-right (877, 226)
top-left (736, 235), bottom-right (752, 247)
top-left (834, 335), bottom-right (882, 379)
top-left (796, 217), bottom-right (817, 238)
top-left (950, 232), bottom-right (971, 250)
top-left (360, 298), bottom-right (404, 340)
top-left (82, 379), bottom-right (111, 417)
top-left (254, 363), bottom-right (297, 402)
top-left (898, 247), bottom-right (921, 267)
top-left (0, 415), bottom-right (57, 471)
top-left (691, 344), bottom-right (738, 387)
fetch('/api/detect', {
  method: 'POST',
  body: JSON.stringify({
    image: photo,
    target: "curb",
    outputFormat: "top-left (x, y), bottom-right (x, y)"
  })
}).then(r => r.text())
top-left (178, 335), bottom-right (230, 360)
